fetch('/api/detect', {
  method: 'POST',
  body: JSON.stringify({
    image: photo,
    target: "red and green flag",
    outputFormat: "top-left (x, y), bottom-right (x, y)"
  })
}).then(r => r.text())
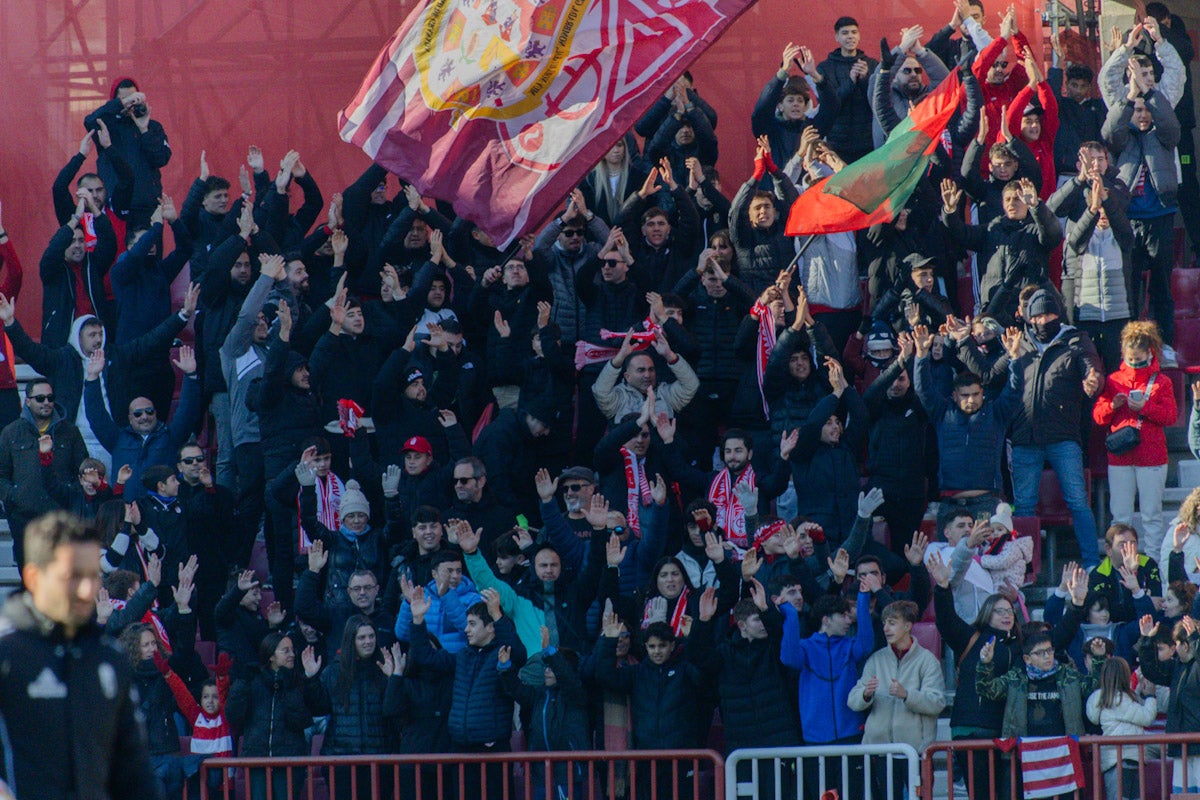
top-left (786, 69), bottom-right (965, 236)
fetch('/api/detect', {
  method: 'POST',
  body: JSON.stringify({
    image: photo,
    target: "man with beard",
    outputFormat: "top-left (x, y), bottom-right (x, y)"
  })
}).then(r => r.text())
top-left (667, 428), bottom-right (792, 550)
top-left (533, 189), bottom-right (610, 344)
top-left (729, 138), bottom-right (800, 296)
top-left (1008, 290), bottom-right (1104, 567)
top-left (612, 160), bottom-right (702, 292)
top-left (593, 327), bottom-right (700, 424)
top-left (870, 26), bottom-right (950, 146)
top-left (971, 7), bottom-right (1030, 154)
top-left (914, 325), bottom-right (1025, 532)
top-left (39, 190), bottom-right (117, 348)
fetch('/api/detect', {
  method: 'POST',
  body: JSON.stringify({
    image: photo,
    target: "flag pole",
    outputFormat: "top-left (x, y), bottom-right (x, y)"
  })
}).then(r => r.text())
top-left (783, 234), bottom-right (817, 274)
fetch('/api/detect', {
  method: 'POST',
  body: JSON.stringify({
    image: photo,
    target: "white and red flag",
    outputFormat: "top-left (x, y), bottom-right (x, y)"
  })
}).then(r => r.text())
top-left (1015, 736), bottom-right (1084, 799)
top-left (338, 0), bottom-right (755, 247)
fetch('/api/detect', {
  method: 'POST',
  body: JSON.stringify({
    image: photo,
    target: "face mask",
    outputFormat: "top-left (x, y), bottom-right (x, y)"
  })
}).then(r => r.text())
top-left (1125, 356), bottom-right (1151, 369)
top-left (980, 338), bottom-right (1000, 354)
top-left (1027, 318), bottom-right (1061, 344)
top-left (866, 352), bottom-right (891, 368)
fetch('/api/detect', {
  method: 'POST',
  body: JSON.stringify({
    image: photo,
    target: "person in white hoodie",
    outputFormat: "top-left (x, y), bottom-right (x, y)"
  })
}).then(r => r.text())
top-left (1086, 656), bottom-right (1158, 800)
top-left (848, 600), bottom-right (946, 799)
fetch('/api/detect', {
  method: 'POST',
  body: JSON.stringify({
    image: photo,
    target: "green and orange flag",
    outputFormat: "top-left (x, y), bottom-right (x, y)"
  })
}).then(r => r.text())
top-left (786, 69), bottom-right (965, 236)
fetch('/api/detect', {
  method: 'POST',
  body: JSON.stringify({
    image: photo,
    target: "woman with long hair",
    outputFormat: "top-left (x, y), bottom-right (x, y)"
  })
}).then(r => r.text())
top-left (1086, 656), bottom-right (1157, 800)
top-left (1094, 320), bottom-right (1178, 559)
top-left (604, 553), bottom-right (738, 637)
top-left (225, 631), bottom-right (320, 800)
top-left (928, 552), bottom-right (1088, 800)
top-left (309, 615), bottom-right (395, 800)
top-left (580, 134), bottom-right (647, 226)
top-left (119, 622), bottom-right (183, 799)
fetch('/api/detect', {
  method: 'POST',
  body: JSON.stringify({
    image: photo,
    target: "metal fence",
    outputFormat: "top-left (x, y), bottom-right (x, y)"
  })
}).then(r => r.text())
top-left (725, 743), bottom-right (921, 800)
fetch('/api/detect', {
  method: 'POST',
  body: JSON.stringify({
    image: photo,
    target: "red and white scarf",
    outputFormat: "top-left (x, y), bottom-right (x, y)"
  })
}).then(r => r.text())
top-left (110, 598), bottom-right (172, 654)
top-left (751, 302), bottom-right (777, 417)
top-left (81, 212), bottom-right (98, 252)
top-left (337, 398), bottom-right (366, 437)
top-left (572, 317), bottom-right (662, 369)
top-left (643, 587), bottom-right (691, 636)
top-left (708, 465), bottom-right (756, 548)
top-left (621, 447), bottom-right (652, 539)
top-left (297, 472), bottom-right (343, 553)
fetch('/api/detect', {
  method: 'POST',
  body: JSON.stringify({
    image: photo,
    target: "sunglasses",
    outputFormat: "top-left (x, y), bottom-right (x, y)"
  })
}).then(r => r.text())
top-left (453, 476), bottom-right (476, 484)
top-left (29, 394), bottom-right (55, 403)
top-left (179, 456), bottom-right (204, 465)
top-left (992, 60), bottom-right (1009, 68)
top-left (131, 407), bottom-right (156, 418)
top-left (901, 66), bottom-right (924, 74)
top-left (602, 259), bottom-right (625, 267)
top-left (561, 483), bottom-right (590, 492)
top-left (561, 229), bottom-right (585, 237)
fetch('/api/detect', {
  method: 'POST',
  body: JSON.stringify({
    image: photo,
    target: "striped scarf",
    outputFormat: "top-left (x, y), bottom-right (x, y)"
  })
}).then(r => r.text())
top-left (751, 302), bottom-right (777, 417)
top-left (297, 472), bottom-right (343, 553)
top-left (621, 447), bottom-right (651, 538)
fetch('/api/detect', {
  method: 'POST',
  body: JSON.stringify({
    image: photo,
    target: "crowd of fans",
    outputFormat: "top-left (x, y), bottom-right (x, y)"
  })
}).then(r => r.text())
top-left (5, 2), bottom-right (1200, 800)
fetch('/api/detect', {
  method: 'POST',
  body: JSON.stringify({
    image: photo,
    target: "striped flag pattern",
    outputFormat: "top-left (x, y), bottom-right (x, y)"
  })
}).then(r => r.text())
top-left (1017, 736), bottom-right (1084, 799)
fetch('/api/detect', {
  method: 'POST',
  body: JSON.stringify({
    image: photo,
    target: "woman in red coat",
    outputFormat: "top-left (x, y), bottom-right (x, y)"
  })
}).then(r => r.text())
top-left (1093, 321), bottom-right (1178, 560)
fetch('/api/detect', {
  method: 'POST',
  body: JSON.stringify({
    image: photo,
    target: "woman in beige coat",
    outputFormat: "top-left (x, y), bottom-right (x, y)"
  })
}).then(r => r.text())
top-left (848, 600), bottom-right (947, 799)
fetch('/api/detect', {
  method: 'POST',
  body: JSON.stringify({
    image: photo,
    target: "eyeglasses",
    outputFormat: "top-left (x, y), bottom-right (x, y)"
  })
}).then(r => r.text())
top-left (131, 407), bottom-right (156, 418)
top-left (602, 259), bottom-right (625, 267)
top-left (561, 229), bottom-right (585, 237)
top-left (992, 60), bottom-right (1009, 68)
top-left (453, 476), bottom-right (476, 484)
top-left (901, 66), bottom-right (924, 74)
top-left (348, 584), bottom-right (378, 593)
top-left (1029, 648), bottom-right (1054, 658)
top-left (992, 606), bottom-right (1015, 616)
top-left (561, 483), bottom-right (590, 492)
top-left (30, 394), bottom-right (55, 403)
top-left (179, 456), bottom-right (204, 465)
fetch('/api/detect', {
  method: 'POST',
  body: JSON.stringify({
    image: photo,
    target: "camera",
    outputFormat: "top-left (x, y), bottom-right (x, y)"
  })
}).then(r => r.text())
top-left (131, 103), bottom-right (148, 118)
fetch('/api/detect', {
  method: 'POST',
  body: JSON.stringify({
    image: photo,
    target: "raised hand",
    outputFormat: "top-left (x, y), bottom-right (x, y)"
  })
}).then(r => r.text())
top-left (146, 554), bottom-right (163, 587)
top-left (457, 524), bottom-right (482, 556)
top-left (171, 345), bottom-right (197, 375)
top-left (781, 42), bottom-right (802, 72)
top-left (1002, 326), bottom-right (1024, 360)
top-left (979, 636), bottom-right (996, 664)
top-left (858, 487), bottom-right (885, 519)
top-left (825, 357), bottom-right (848, 396)
top-left (266, 602), bottom-right (285, 626)
top-left (79, 130), bottom-right (95, 157)
top-left (1117, 565), bottom-right (1142, 593)
top-left (199, 150), bottom-right (210, 181)
top-left (927, 550), bottom-right (951, 588)
top-left (1018, 177), bottom-right (1039, 207)
top-left (651, 473), bottom-right (667, 506)
top-left (748, 578), bottom-right (768, 611)
top-left (85, 348), bottom-right (105, 381)
top-left (37, 434), bottom-right (53, 454)
top-left (1174, 522), bottom-right (1193, 553)
top-left (741, 547), bottom-right (761, 581)
top-left (0, 293), bottom-right (14, 326)
top-left (409, 584), bottom-right (431, 621)
top-left (534, 468), bottom-right (558, 503)
top-left (606, 532), bottom-right (627, 568)
top-left (941, 178), bottom-right (963, 213)
top-left (698, 585), bottom-right (719, 621)
top-left (704, 531), bottom-right (727, 563)
top-left (828, 548), bottom-right (850, 583)
top-left (301, 646), bottom-right (322, 678)
top-left (239, 164), bottom-right (253, 196)
top-left (307, 539), bottom-right (329, 573)
top-left (117, 464), bottom-right (133, 486)
top-left (247, 145), bottom-right (265, 173)
top-left (481, 587), bottom-right (503, 620)
top-left (1120, 539), bottom-right (1141, 573)
top-left (1067, 564), bottom-right (1089, 606)
top-left (905, 530), bottom-right (929, 566)
top-left (912, 324), bottom-right (935, 358)
top-left (602, 599), bottom-right (623, 638)
top-left (585, 493), bottom-right (610, 529)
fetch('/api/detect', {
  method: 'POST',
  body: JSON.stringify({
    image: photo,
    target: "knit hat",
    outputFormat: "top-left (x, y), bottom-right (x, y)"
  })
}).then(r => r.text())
top-left (989, 502), bottom-right (1014, 534)
top-left (1024, 289), bottom-right (1063, 319)
top-left (401, 436), bottom-right (433, 456)
top-left (403, 367), bottom-right (424, 388)
top-left (865, 320), bottom-right (897, 354)
top-left (339, 480), bottom-right (371, 519)
top-left (521, 391), bottom-right (561, 427)
top-left (753, 519), bottom-right (788, 550)
top-left (1022, 99), bottom-right (1044, 118)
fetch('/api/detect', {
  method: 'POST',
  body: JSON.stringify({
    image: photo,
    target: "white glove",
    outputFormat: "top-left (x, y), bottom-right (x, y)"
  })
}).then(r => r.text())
top-left (646, 596), bottom-right (669, 624)
top-left (382, 464), bottom-right (402, 498)
top-left (858, 487), bottom-right (885, 519)
top-left (295, 461), bottom-right (317, 487)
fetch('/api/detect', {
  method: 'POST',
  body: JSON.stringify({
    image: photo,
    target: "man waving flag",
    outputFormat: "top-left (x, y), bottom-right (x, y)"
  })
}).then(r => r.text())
top-left (339, 0), bottom-right (757, 247)
top-left (786, 68), bottom-right (964, 235)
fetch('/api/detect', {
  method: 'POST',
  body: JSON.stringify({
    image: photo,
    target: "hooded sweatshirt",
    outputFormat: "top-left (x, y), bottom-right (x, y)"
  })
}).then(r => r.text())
top-left (69, 315), bottom-right (112, 470)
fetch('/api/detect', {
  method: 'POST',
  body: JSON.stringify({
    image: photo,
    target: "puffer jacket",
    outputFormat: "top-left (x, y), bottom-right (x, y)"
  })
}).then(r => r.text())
top-left (310, 657), bottom-right (391, 754)
top-left (1138, 631), bottom-right (1200, 756)
top-left (1103, 92), bottom-right (1182, 214)
top-left (869, 50), bottom-right (951, 146)
top-left (729, 174), bottom-right (801, 295)
top-left (226, 667), bottom-right (318, 757)
top-left (408, 617), bottom-right (526, 746)
top-left (780, 592), bottom-right (874, 743)
top-left (383, 664), bottom-right (454, 755)
top-left (1010, 325), bottom-right (1102, 447)
top-left (818, 49), bottom-right (881, 161)
top-left (672, 272), bottom-right (752, 382)
top-left (693, 607), bottom-right (800, 752)
top-left (787, 389), bottom-right (868, 544)
top-left (1093, 357), bottom-right (1176, 467)
top-left (796, 220), bottom-right (860, 311)
top-left (1066, 204), bottom-right (1133, 323)
top-left (762, 325), bottom-right (835, 437)
top-left (595, 633), bottom-right (707, 750)
top-left (533, 215), bottom-right (610, 344)
top-left (130, 659), bottom-right (181, 756)
top-left (394, 576), bottom-right (480, 654)
top-left (1086, 690), bottom-right (1157, 770)
top-left (300, 485), bottom-right (386, 610)
top-left (751, 73), bottom-right (839, 169)
top-left (848, 641), bottom-right (946, 752)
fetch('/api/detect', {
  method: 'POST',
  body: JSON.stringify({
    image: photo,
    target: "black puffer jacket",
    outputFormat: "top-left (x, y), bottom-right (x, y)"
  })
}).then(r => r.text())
top-left (214, 585), bottom-right (272, 680)
top-left (300, 485), bottom-right (387, 610)
top-left (817, 49), bottom-right (881, 162)
top-left (0, 594), bottom-right (162, 800)
top-left (673, 271), bottom-right (753, 383)
top-left (226, 667), bottom-right (319, 757)
top-left (763, 327), bottom-right (835, 438)
top-left (130, 659), bottom-right (181, 756)
top-left (729, 175), bottom-right (801, 295)
top-left (382, 665), bottom-right (454, 754)
top-left (595, 633), bottom-right (706, 750)
top-left (310, 657), bottom-right (392, 754)
top-left (862, 359), bottom-right (928, 500)
top-left (692, 608), bottom-right (800, 752)
top-left (1010, 325), bottom-right (1101, 447)
top-left (246, 331), bottom-right (323, 479)
top-left (575, 255), bottom-right (651, 348)
top-left (409, 617), bottom-right (527, 746)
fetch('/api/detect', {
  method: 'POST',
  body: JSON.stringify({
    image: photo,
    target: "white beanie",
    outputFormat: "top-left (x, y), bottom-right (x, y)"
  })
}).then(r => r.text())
top-left (989, 502), bottom-right (1014, 534)
top-left (339, 480), bottom-right (371, 519)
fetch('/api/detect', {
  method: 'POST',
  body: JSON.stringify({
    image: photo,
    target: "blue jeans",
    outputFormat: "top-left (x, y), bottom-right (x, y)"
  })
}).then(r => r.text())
top-left (1012, 441), bottom-right (1099, 567)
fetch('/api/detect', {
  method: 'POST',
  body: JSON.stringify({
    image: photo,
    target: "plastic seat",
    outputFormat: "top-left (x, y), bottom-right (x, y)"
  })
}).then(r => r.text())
top-left (1172, 318), bottom-right (1200, 368)
top-left (1036, 468), bottom-right (1091, 528)
top-left (1172, 268), bottom-right (1200, 318)
top-left (1013, 516), bottom-right (1041, 584)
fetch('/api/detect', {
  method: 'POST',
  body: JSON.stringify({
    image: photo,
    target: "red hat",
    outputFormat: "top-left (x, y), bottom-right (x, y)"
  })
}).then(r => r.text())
top-left (401, 436), bottom-right (433, 456)
top-left (752, 519), bottom-right (788, 551)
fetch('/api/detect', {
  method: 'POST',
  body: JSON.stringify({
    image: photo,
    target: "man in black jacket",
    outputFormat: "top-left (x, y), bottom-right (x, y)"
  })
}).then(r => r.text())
top-left (0, 511), bottom-right (162, 800)
top-left (819, 17), bottom-right (881, 163)
top-left (1009, 289), bottom-right (1104, 567)
top-left (83, 77), bottom-right (171, 225)
top-left (0, 379), bottom-right (89, 572)
top-left (39, 197), bottom-right (117, 349)
top-left (445, 458), bottom-right (516, 558)
top-left (174, 443), bottom-right (237, 641)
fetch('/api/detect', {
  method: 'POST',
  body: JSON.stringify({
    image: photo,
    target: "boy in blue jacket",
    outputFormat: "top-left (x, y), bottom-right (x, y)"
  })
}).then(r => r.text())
top-left (780, 581), bottom-right (873, 800)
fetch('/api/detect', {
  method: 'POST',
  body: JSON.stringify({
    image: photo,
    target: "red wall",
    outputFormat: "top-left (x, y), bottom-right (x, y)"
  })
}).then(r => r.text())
top-left (0, 0), bottom-right (1041, 331)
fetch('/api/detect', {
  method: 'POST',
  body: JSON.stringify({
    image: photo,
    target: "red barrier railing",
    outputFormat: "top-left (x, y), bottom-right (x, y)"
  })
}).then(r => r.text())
top-left (198, 748), bottom-right (725, 800)
top-left (921, 733), bottom-right (1200, 800)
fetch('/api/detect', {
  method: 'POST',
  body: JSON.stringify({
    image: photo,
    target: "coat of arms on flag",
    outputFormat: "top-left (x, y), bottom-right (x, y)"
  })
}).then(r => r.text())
top-left (338, 0), bottom-right (757, 247)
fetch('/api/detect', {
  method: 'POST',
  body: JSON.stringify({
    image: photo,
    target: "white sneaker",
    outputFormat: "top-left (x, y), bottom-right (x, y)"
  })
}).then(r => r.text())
top-left (1161, 344), bottom-right (1179, 368)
